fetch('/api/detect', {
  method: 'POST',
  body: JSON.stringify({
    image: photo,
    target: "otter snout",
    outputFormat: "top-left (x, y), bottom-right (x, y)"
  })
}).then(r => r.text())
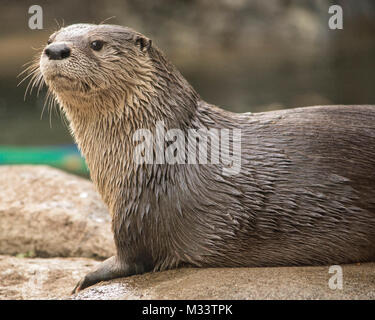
top-left (44, 43), bottom-right (71, 60)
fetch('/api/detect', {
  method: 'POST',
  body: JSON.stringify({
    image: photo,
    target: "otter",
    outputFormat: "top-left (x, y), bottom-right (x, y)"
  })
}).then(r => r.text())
top-left (31, 24), bottom-right (375, 293)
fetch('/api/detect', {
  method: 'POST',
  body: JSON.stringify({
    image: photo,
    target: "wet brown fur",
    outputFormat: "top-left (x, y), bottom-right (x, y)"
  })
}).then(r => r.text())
top-left (29, 24), bottom-right (375, 291)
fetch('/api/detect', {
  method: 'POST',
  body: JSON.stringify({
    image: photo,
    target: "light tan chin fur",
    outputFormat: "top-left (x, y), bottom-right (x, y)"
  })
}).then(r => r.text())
top-left (50, 54), bottom-right (157, 118)
top-left (55, 75), bottom-right (157, 120)
top-left (50, 61), bottom-right (159, 219)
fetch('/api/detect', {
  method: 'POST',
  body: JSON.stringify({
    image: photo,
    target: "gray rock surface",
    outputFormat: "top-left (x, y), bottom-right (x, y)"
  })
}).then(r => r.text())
top-left (0, 165), bottom-right (115, 259)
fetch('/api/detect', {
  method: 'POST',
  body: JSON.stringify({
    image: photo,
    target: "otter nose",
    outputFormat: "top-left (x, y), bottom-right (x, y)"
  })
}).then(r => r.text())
top-left (44, 43), bottom-right (71, 60)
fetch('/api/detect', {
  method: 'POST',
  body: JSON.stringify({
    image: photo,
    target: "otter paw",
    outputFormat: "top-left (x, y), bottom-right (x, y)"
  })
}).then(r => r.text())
top-left (72, 274), bottom-right (96, 294)
top-left (71, 256), bottom-right (135, 294)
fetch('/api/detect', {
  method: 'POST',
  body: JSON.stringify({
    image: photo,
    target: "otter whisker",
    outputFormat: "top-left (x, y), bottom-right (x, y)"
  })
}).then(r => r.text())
top-left (54, 18), bottom-right (60, 30)
top-left (47, 91), bottom-right (59, 129)
top-left (24, 71), bottom-right (41, 100)
top-left (17, 65), bottom-right (38, 79)
top-left (41, 89), bottom-right (52, 120)
top-left (19, 53), bottom-right (43, 102)
top-left (19, 59), bottom-right (37, 71)
top-left (25, 71), bottom-right (45, 100)
top-left (30, 45), bottom-right (45, 51)
top-left (17, 67), bottom-right (39, 87)
top-left (35, 73), bottom-right (45, 97)
top-left (17, 58), bottom-right (40, 81)
top-left (99, 16), bottom-right (116, 25)
top-left (58, 102), bottom-right (69, 129)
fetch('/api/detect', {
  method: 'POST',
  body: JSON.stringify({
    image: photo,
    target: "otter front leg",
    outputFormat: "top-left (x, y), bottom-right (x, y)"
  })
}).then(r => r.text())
top-left (72, 256), bottom-right (144, 293)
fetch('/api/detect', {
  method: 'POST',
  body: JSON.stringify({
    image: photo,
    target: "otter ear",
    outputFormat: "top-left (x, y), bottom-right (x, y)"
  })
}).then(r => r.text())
top-left (135, 36), bottom-right (152, 52)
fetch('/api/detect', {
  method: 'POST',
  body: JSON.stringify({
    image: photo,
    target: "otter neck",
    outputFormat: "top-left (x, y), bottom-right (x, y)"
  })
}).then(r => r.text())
top-left (58, 74), bottom-right (200, 215)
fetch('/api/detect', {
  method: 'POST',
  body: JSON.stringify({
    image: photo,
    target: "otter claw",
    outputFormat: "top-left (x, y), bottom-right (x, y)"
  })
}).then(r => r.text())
top-left (72, 277), bottom-right (86, 294)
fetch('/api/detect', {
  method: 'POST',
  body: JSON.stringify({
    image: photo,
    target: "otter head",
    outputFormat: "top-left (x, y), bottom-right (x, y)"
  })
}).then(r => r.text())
top-left (39, 24), bottom-right (161, 115)
top-left (36, 23), bottom-right (199, 124)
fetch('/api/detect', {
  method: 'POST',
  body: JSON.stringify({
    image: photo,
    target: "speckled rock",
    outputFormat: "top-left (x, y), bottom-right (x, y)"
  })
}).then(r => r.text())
top-left (0, 255), bottom-right (99, 299)
top-left (72, 263), bottom-right (375, 300)
top-left (0, 256), bottom-right (374, 300)
top-left (0, 165), bottom-right (115, 259)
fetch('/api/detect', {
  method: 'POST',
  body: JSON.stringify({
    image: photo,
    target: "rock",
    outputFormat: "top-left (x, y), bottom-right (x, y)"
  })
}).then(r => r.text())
top-left (0, 255), bottom-right (99, 299)
top-left (0, 165), bottom-right (115, 259)
top-left (1, 255), bottom-right (373, 300)
top-left (72, 263), bottom-right (375, 300)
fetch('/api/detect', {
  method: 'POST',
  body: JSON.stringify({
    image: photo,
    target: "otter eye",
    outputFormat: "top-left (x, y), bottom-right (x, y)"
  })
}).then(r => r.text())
top-left (90, 40), bottom-right (104, 51)
top-left (47, 39), bottom-right (52, 45)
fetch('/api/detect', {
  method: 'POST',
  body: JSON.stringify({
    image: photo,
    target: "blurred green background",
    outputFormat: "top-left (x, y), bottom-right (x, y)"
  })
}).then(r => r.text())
top-left (0, 0), bottom-right (374, 175)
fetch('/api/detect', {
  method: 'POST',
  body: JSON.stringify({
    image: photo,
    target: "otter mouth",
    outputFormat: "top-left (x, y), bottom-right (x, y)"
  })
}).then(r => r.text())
top-left (43, 71), bottom-right (92, 94)
top-left (39, 56), bottom-right (91, 94)
top-left (49, 73), bottom-right (73, 81)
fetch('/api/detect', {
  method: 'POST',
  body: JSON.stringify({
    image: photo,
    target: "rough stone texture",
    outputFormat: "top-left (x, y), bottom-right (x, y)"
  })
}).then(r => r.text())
top-left (72, 264), bottom-right (375, 300)
top-left (0, 255), bottom-right (99, 299)
top-left (0, 255), bottom-right (373, 300)
top-left (0, 165), bottom-right (115, 259)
